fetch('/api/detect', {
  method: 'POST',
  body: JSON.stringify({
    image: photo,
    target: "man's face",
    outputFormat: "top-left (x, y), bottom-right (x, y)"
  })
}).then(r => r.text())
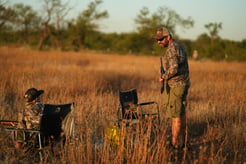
top-left (157, 36), bottom-right (168, 47)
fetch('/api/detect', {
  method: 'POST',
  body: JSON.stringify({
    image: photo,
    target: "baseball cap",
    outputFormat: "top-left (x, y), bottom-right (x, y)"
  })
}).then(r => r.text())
top-left (154, 27), bottom-right (170, 40)
top-left (24, 88), bottom-right (44, 102)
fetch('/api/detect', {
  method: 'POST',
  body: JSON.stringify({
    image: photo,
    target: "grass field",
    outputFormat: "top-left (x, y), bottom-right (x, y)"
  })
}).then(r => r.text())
top-left (0, 46), bottom-right (245, 163)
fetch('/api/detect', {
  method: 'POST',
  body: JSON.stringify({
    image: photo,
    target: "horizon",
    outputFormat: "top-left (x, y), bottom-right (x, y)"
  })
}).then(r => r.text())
top-left (9, 0), bottom-right (246, 42)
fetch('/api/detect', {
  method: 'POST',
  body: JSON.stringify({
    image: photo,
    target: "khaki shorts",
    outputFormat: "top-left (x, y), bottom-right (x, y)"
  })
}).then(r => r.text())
top-left (163, 85), bottom-right (189, 118)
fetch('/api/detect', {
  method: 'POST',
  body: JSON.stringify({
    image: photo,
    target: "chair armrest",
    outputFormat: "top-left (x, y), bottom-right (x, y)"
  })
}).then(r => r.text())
top-left (5, 128), bottom-right (40, 133)
top-left (138, 101), bottom-right (158, 106)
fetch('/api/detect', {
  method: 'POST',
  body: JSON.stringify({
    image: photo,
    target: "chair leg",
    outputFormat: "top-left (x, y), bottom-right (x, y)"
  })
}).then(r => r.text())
top-left (37, 132), bottom-right (43, 163)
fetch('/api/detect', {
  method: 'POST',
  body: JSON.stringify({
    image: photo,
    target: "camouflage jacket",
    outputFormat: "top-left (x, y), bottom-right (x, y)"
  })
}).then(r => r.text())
top-left (162, 40), bottom-right (190, 88)
top-left (18, 102), bottom-right (44, 129)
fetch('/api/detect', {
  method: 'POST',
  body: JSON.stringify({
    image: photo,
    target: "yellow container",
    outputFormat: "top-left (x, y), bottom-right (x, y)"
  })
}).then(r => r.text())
top-left (105, 125), bottom-right (124, 147)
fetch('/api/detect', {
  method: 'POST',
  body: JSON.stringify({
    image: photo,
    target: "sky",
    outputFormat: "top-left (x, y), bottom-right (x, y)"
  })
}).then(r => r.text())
top-left (9, 0), bottom-right (246, 41)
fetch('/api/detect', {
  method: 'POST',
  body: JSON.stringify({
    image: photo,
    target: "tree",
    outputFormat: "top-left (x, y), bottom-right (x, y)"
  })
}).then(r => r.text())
top-left (11, 3), bottom-right (40, 44)
top-left (0, 1), bottom-right (15, 31)
top-left (68, 0), bottom-right (108, 50)
top-left (38, 0), bottom-right (72, 50)
top-left (204, 22), bottom-right (222, 45)
top-left (135, 6), bottom-right (194, 38)
top-left (0, 2), bottom-right (8, 29)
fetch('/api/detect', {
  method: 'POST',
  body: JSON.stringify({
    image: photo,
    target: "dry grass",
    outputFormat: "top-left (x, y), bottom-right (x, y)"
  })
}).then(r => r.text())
top-left (0, 46), bottom-right (245, 163)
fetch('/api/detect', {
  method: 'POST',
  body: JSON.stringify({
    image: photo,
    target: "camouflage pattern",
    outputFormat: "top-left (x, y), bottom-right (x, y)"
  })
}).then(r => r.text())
top-left (18, 102), bottom-right (44, 129)
top-left (162, 40), bottom-right (190, 88)
top-left (155, 27), bottom-right (170, 40)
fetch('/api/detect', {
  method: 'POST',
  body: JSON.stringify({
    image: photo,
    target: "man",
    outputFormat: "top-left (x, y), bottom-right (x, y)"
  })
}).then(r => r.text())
top-left (155, 27), bottom-right (190, 149)
top-left (21, 88), bottom-right (44, 129)
top-left (15, 88), bottom-right (44, 150)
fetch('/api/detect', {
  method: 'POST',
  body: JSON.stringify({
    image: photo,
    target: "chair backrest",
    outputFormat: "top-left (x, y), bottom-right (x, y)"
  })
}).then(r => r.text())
top-left (41, 102), bottom-right (75, 140)
top-left (119, 88), bottom-right (139, 119)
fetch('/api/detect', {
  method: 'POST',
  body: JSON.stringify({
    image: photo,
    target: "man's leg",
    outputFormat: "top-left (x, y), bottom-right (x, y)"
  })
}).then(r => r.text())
top-left (170, 86), bottom-right (188, 148)
top-left (171, 114), bottom-right (186, 148)
top-left (171, 117), bottom-right (181, 148)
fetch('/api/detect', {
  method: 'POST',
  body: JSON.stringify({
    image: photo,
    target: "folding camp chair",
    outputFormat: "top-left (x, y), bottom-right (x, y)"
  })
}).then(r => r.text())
top-left (5, 102), bottom-right (75, 162)
top-left (117, 88), bottom-right (160, 126)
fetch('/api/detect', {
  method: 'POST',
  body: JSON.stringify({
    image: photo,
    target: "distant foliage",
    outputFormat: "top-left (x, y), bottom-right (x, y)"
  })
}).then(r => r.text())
top-left (0, 2), bottom-right (245, 61)
top-left (193, 33), bottom-right (246, 61)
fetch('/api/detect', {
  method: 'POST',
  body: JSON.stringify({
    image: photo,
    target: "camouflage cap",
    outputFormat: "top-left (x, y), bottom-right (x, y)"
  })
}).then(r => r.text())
top-left (154, 27), bottom-right (170, 40)
top-left (24, 88), bottom-right (44, 102)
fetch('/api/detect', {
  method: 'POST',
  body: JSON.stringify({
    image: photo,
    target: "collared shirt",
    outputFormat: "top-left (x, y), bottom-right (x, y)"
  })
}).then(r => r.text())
top-left (162, 40), bottom-right (190, 87)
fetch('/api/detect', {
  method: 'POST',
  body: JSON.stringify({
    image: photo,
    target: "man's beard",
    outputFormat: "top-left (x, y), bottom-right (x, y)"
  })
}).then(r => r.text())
top-left (160, 42), bottom-right (168, 47)
top-left (163, 43), bottom-right (168, 47)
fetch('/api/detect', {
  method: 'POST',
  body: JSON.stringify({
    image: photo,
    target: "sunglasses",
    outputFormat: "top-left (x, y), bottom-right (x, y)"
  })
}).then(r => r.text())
top-left (156, 36), bottom-right (167, 42)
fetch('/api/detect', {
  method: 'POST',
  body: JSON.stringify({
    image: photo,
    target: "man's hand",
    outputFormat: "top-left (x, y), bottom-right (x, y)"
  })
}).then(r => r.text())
top-left (159, 69), bottom-right (164, 82)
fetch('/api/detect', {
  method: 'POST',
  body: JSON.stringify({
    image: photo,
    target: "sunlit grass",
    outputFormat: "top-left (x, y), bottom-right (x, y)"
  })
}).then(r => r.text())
top-left (0, 46), bottom-right (245, 163)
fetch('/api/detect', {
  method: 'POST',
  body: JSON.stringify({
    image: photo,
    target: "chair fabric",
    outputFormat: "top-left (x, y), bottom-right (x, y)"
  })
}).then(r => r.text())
top-left (41, 103), bottom-right (75, 140)
top-left (119, 89), bottom-right (140, 120)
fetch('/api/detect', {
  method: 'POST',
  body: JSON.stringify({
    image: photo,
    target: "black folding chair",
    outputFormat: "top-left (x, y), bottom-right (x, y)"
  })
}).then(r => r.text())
top-left (117, 88), bottom-right (160, 125)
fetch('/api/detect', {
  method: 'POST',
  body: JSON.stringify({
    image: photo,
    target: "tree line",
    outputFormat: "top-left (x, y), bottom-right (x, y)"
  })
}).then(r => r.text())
top-left (0, 0), bottom-right (245, 61)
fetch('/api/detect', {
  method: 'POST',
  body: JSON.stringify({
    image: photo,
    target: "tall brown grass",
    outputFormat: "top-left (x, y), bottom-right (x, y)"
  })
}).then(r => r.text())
top-left (0, 46), bottom-right (245, 163)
